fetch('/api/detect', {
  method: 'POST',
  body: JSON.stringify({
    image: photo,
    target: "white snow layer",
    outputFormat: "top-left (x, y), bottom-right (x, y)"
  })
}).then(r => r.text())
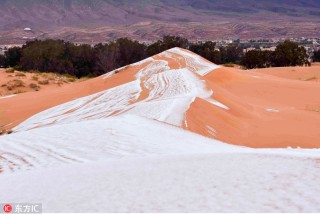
top-left (1, 115), bottom-right (320, 212)
top-left (169, 47), bottom-right (221, 76)
top-left (0, 115), bottom-right (241, 173)
top-left (0, 94), bottom-right (16, 99)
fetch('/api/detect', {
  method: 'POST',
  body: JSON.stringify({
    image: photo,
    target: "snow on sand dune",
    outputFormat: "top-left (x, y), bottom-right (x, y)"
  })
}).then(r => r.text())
top-left (13, 48), bottom-right (222, 132)
top-left (1, 48), bottom-right (320, 212)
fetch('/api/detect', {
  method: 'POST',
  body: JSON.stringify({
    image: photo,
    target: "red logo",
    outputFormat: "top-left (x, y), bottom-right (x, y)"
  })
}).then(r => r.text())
top-left (3, 204), bottom-right (12, 213)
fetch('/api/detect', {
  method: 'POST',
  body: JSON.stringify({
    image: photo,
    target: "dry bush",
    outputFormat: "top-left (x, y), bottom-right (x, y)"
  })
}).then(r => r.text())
top-left (67, 77), bottom-right (76, 82)
top-left (5, 68), bottom-right (15, 73)
top-left (14, 89), bottom-right (26, 94)
top-left (29, 83), bottom-right (40, 91)
top-left (302, 76), bottom-right (317, 81)
top-left (55, 79), bottom-right (65, 86)
top-left (15, 72), bottom-right (26, 77)
top-left (38, 79), bottom-right (49, 85)
top-left (78, 77), bottom-right (90, 82)
top-left (223, 63), bottom-right (235, 67)
top-left (32, 75), bottom-right (39, 81)
top-left (6, 79), bottom-right (25, 90)
top-left (306, 105), bottom-right (320, 113)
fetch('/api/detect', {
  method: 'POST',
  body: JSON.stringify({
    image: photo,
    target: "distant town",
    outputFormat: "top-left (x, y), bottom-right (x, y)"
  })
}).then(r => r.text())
top-left (0, 27), bottom-right (320, 61)
top-left (216, 37), bottom-right (320, 61)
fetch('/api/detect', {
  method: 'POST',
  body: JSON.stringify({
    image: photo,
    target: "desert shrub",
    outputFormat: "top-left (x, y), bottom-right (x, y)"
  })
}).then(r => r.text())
top-left (38, 79), bottom-right (49, 85)
top-left (14, 89), bottom-right (26, 94)
top-left (15, 72), bottom-right (26, 77)
top-left (302, 76), bottom-right (317, 81)
top-left (13, 79), bottom-right (24, 87)
top-left (32, 75), bottom-right (39, 81)
top-left (29, 83), bottom-right (40, 91)
top-left (67, 77), bottom-right (76, 82)
top-left (5, 68), bottom-right (15, 73)
top-left (6, 79), bottom-right (25, 90)
top-left (223, 63), bottom-right (235, 67)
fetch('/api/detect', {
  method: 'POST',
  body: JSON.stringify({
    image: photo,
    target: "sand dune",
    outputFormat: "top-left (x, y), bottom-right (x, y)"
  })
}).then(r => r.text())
top-left (1, 48), bottom-right (320, 212)
top-left (250, 63), bottom-right (320, 82)
top-left (2, 48), bottom-right (320, 148)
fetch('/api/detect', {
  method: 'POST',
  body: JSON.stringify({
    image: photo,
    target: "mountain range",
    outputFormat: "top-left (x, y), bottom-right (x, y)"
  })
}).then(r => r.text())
top-left (1, 0), bottom-right (320, 44)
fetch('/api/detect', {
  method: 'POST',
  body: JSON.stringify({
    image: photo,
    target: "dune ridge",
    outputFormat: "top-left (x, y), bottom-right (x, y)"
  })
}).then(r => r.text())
top-left (2, 47), bottom-right (320, 148)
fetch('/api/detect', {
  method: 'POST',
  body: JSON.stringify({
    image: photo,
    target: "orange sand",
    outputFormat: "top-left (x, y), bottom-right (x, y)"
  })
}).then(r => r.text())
top-left (250, 63), bottom-right (320, 82)
top-left (185, 67), bottom-right (320, 148)
top-left (0, 65), bottom-right (138, 130)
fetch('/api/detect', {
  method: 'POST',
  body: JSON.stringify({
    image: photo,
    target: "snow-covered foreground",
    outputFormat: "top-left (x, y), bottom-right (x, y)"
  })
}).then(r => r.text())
top-left (0, 115), bottom-right (240, 173)
top-left (1, 115), bottom-right (320, 212)
top-left (1, 152), bottom-right (320, 212)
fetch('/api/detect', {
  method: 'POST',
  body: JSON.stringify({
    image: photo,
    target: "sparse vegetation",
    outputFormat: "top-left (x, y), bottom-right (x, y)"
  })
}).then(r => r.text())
top-left (306, 105), bottom-right (320, 113)
top-left (15, 72), bottom-right (26, 77)
top-left (6, 79), bottom-right (25, 90)
top-left (5, 68), bottom-right (15, 73)
top-left (38, 79), bottom-right (49, 85)
top-left (32, 75), bottom-right (39, 81)
top-left (223, 63), bottom-right (235, 67)
top-left (67, 77), bottom-right (76, 82)
top-left (14, 89), bottom-right (26, 94)
top-left (29, 83), bottom-right (40, 91)
top-left (0, 69), bottom-right (78, 96)
top-left (302, 76), bottom-right (317, 81)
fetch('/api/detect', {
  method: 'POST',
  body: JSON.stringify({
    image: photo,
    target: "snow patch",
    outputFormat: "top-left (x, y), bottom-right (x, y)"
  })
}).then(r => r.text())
top-left (266, 108), bottom-right (280, 113)
top-left (206, 125), bottom-right (217, 137)
top-left (169, 48), bottom-right (221, 76)
top-left (0, 95), bottom-right (16, 99)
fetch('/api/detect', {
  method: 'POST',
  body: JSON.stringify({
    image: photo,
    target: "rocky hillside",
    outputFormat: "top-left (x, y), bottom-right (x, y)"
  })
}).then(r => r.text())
top-left (1, 0), bottom-right (320, 43)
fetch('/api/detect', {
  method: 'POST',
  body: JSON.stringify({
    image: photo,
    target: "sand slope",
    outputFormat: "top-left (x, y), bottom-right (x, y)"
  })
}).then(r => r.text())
top-left (2, 48), bottom-right (319, 148)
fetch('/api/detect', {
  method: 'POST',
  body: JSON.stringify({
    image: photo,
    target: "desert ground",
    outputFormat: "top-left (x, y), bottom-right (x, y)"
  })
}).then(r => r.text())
top-left (0, 48), bottom-right (319, 212)
top-left (252, 63), bottom-right (320, 82)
